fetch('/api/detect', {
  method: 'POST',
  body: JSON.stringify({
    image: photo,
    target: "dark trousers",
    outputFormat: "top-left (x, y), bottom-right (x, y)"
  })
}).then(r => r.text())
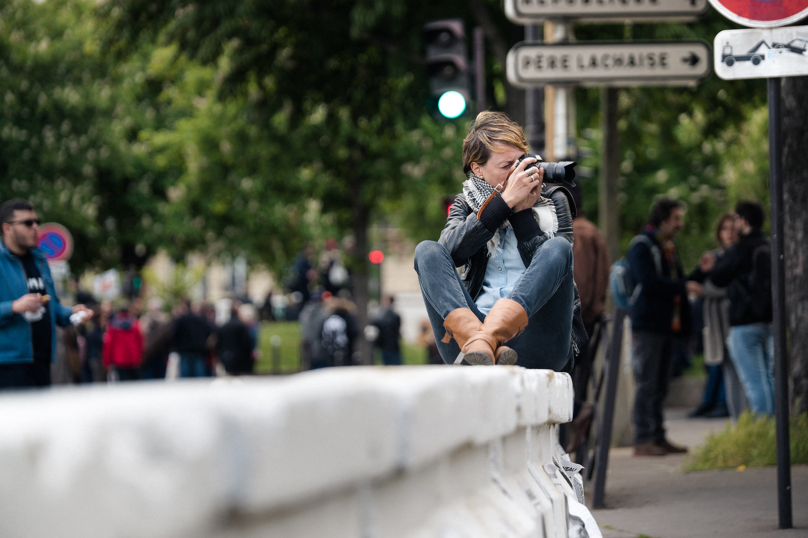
top-left (632, 330), bottom-right (675, 445)
top-left (0, 361), bottom-right (51, 390)
top-left (115, 367), bottom-right (141, 382)
top-left (381, 350), bottom-right (402, 366)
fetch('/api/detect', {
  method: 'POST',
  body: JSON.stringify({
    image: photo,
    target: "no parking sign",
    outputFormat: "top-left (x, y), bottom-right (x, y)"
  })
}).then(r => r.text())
top-left (37, 222), bottom-right (73, 262)
top-left (708, 0), bottom-right (808, 27)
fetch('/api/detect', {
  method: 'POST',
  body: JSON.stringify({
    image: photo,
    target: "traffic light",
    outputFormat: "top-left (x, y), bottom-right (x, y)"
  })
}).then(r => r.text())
top-left (442, 195), bottom-right (456, 217)
top-left (424, 19), bottom-right (471, 120)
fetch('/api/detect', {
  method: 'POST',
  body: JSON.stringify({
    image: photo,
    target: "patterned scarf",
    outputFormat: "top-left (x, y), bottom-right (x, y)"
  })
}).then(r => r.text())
top-left (463, 172), bottom-right (558, 254)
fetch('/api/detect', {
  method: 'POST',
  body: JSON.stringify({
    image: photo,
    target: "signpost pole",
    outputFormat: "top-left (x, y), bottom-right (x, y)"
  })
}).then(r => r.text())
top-left (592, 308), bottom-right (626, 509)
top-left (525, 24), bottom-right (544, 154)
top-left (767, 76), bottom-right (792, 530)
top-left (600, 87), bottom-right (621, 265)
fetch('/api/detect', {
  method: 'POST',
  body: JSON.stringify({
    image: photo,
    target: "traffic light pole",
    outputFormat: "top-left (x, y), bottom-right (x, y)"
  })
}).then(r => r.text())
top-left (474, 27), bottom-right (486, 113)
top-left (524, 24), bottom-right (544, 155)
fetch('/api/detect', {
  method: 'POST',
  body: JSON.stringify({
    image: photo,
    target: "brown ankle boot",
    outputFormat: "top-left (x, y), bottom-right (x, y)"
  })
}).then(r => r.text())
top-left (442, 308), bottom-right (484, 363)
top-left (464, 299), bottom-right (528, 366)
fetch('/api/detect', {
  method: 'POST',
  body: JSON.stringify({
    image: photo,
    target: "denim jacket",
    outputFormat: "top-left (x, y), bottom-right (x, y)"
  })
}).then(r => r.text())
top-left (0, 241), bottom-right (73, 364)
top-left (438, 185), bottom-right (588, 355)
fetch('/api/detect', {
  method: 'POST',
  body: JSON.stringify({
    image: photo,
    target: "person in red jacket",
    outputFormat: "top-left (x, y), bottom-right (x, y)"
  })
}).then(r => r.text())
top-left (102, 303), bottom-right (143, 381)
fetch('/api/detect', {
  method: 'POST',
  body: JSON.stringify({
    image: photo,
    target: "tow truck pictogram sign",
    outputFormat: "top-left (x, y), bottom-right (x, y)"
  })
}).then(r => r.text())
top-left (715, 26), bottom-right (808, 79)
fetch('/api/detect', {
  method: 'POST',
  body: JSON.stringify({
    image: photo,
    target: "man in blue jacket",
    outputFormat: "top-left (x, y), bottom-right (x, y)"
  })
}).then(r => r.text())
top-left (0, 199), bottom-right (92, 389)
top-left (628, 198), bottom-right (702, 456)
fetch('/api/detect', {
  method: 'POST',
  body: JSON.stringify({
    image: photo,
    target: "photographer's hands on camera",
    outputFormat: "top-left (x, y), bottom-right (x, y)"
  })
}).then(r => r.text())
top-left (501, 156), bottom-right (543, 212)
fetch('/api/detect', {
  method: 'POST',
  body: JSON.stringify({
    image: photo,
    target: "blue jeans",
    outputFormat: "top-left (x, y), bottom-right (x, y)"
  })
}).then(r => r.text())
top-left (381, 350), bottom-right (402, 366)
top-left (413, 238), bottom-right (573, 371)
top-left (727, 323), bottom-right (775, 416)
top-left (701, 364), bottom-right (726, 409)
top-left (180, 353), bottom-right (208, 378)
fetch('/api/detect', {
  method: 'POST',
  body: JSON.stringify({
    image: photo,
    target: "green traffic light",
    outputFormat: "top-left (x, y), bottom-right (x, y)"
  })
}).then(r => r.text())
top-left (437, 91), bottom-right (467, 119)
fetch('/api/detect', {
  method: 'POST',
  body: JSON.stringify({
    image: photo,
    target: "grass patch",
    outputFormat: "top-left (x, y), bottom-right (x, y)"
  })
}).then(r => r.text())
top-left (255, 321), bottom-right (435, 374)
top-left (685, 411), bottom-right (808, 471)
top-left (256, 321), bottom-right (302, 375)
top-left (682, 353), bottom-right (706, 378)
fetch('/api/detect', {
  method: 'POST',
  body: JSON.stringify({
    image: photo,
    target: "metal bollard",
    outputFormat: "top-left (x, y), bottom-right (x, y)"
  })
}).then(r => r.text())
top-left (270, 335), bottom-right (281, 375)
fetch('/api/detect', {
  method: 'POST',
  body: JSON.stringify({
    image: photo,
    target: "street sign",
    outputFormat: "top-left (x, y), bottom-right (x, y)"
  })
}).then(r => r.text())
top-left (715, 26), bottom-right (808, 79)
top-left (506, 0), bottom-right (709, 24)
top-left (708, 0), bottom-right (808, 28)
top-left (94, 269), bottom-right (121, 301)
top-left (48, 260), bottom-right (69, 280)
top-left (507, 41), bottom-right (712, 88)
top-left (36, 222), bottom-right (73, 262)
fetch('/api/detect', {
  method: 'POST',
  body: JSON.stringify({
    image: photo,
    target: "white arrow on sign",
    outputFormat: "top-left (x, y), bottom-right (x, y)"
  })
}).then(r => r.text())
top-left (714, 26), bottom-right (808, 80)
top-left (507, 41), bottom-right (712, 88)
top-left (506, 0), bottom-right (709, 24)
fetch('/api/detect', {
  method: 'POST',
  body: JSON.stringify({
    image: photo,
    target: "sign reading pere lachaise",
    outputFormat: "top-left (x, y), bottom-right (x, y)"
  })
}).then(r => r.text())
top-left (506, 0), bottom-right (709, 24)
top-left (507, 41), bottom-right (712, 87)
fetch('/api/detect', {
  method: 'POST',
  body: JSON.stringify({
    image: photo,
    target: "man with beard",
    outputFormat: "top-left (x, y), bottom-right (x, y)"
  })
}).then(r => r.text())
top-left (0, 199), bottom-right (92, 389)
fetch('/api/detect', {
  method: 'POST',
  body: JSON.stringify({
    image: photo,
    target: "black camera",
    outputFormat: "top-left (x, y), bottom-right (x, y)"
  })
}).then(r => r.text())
top-left (518, 154), bottom-right (577, 187)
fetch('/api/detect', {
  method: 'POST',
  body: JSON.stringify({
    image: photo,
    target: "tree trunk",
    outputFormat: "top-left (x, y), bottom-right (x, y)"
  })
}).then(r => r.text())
top-left (351, 191), bottom-right (373, 365)
top-left (781, 76), bottom-right (808, 414)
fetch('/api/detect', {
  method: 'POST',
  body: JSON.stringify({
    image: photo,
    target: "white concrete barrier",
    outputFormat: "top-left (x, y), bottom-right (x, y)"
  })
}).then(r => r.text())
top-left (0, 366), bottom-right (600, 538)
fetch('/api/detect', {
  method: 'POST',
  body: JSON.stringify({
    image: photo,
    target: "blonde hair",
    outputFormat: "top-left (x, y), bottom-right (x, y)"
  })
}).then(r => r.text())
top-left (462, 111), bottom-right (529, 175)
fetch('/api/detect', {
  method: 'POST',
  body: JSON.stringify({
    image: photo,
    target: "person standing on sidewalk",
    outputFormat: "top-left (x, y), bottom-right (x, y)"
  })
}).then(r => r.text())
top-left (701, 201), bottom-right (774, 416)
top-left (686, 212), bottom-right (747, 420)
top-left (370, 295), bottom-right (403, 366)
top-left (102, 303), bottom-right (144, 381)
top-left (0, 199), bottom-right (92, 389)
top-left (628, 198), bottom-right (701, 456)
top-left (170, 299), bottom-right (213, 377)
top-left (215, 306), bottom-right (254, 375)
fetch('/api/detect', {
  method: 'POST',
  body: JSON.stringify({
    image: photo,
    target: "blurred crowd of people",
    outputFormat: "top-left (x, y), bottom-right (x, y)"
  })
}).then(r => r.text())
top-left (57, 295), bottom-right (261, 384)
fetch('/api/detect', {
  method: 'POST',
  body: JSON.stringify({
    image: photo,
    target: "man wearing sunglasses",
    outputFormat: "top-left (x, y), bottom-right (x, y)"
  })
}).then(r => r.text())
top-left (0, 199), bottom-right (92, 389)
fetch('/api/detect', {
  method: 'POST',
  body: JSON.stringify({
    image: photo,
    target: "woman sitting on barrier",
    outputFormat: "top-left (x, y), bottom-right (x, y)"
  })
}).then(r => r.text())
top-left (414, 111), bottom-right (584, 371)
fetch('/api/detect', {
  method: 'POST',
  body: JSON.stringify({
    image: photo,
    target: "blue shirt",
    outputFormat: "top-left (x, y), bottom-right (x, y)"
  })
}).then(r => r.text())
top-left (475, 226), bottom-right (527, 315)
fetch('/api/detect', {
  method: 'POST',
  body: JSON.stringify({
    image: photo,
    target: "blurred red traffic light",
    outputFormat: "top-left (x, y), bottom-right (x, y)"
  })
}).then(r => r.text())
top-left (368, 250), bottom-right (385, 264)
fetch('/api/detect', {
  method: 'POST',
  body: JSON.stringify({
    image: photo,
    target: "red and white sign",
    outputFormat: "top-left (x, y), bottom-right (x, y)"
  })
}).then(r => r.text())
top-left (708, 0), bottom-right (808, 28)
top-left (36, 222), bottom-right (73, 262)
top-left (93, 269), bottom-right (121, 301)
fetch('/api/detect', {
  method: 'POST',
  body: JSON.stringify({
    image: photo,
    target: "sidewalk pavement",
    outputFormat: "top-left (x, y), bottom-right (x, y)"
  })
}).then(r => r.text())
top-left (589, 408), bottom-right (808, 538)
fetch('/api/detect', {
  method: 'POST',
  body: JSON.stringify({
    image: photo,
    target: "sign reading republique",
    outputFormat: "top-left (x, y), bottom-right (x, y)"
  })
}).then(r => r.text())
top-left (507, 41), bottom-right (712, 87)
top-left (707, 0), bottom-right (808, 28)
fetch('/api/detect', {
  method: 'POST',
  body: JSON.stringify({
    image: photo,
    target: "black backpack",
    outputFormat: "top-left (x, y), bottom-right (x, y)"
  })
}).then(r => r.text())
top-left (737, 243), bottom-right (772, 321)
top-left (321, 314), bottom-right (350, 366)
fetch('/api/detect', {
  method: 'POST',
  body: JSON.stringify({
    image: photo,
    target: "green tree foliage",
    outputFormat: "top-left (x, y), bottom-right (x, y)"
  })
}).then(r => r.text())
top-left (133, 47), bottom-right (315, 275)
top-left (3, 0), bottom-right (794, 327)
top-left (574, 11), bottom-right (770, 268)
top-left (0, 0), bottom-right (175, 271)
top-left (98, 0), bottom-right (518, 345)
